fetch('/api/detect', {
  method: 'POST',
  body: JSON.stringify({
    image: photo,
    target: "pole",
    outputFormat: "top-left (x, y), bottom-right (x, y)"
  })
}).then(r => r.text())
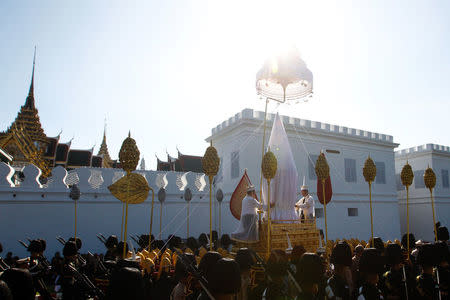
top-left (430, 189), bottom-right (437, 242)
top-left (149, 188), bottom-right (154, 250)
top-left (369, 182), bottom-right (373, 244)
top-left (74, 200), bottom-right (77, 240)
top-left (267, 179), bottom-right (271, 258)
top-left (120, 202), bottom-right (125, 241)
top-left (160, 203), bottom-right (163, 240)
top-left (322, 179), bottom-right (328, 247)
top-left (259, 98), bottom-right (269, 222)
top-left (187, 202), bottom-right (190, 239)
top-left (219, 202), bottom-right (222, 238)
top-left (209, 178), bottom-right (213, 251)
top-left (406, 186), bottom-right (410, 256)
top-left (123, 203), bottom-right (129, 258)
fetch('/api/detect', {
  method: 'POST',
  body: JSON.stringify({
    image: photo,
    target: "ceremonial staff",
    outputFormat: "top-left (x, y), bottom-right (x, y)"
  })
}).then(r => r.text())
top-left (216, 188), bottom-right (224, 237)
top-left (184, 188), bottom-right (193, 239)
top-left (108, 132), bottom-right (150, 258)
top-left (401, 162), bottom-right (414, 255)
top-left (158, 187), bottom-right (166, 240)
top-left (423, 166), bottom-right (437, 241)
top-left (202, 141), bottom-right (220, 251)
top-left (148, 186), bottom-right (155, 249)
top-left (262, 148), bottom-right (277, 258)
top-left (363, 156), bottom-right (376, 244)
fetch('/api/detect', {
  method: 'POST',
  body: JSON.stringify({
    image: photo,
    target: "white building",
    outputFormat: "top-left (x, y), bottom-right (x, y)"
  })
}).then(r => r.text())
top-left (395, 144), bottom-right (450, 241)
top-left (207, 108), bottom-right (401, 242)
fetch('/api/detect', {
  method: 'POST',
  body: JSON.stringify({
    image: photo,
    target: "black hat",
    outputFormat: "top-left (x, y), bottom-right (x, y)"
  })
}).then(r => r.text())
top-left (174, 253), bottom-right (196, 281)
top-left (385, 243), bottom-right (403, 266)
top-left (220, 234), bottom-right (232, 248)
top-left (198, 233), bottom-right (208, 247)
top-left (117, 258), bottom-right (140, 270)
top-left (209, 258), bottom-right (241, 295)
top-left (295, 253), bottom-right (324, 284)
top-left (186, 237), bottom-right (199, 251)
top-left (417, 244), bottom-right (437, 266)
top-left (0, 242), bottom-right (3, 253)
top-left (401, 233), bottom-right (416, 250)
top-left (267, 250), bottom-right (289, 277)
top-left (27, 240), bottom-right (43, 253)
top-left (0, 279), bottom-right (12, 300)
top-left (68, 237), bottom-right (82, 250)
top-left (116, 241), bottom-right (129, 256)
top-left (435, 241), bottom-right (449, 263)
top-left (198, 251), bottom-right (222, 282)
top-left (359, 248), bottom-right (384, 274)
top-left (370, 237), bottom-right (385, 253)
top-left (330, 242), bottom-right (352, 267)
top-left (105, 267), bottom-right (145, 300)
top-left (0, 268), bottom-right (35, 300)
top-left (235, 248), bottom-right (254, 271)
top-left (63, 241), bottom-right (78, 257)
top-left (105, 235), bottom-right (119, 249)
top-left (38, 239), bottom-right (46, 252)
top-left (437, 226), bottom-right (449, 241)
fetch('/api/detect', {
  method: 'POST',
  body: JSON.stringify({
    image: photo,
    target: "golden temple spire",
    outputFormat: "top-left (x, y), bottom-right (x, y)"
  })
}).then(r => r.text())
top-left (98, 119), bottom-right (113, 168)
top-left (25, 47), bottom-right (36, 109)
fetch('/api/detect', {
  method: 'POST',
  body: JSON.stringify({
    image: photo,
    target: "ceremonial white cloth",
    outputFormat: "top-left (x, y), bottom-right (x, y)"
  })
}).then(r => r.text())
top-left (262, 113), bottom-right (299, 222)
top-left (231, 195), bottom-right (264, 242)
top-left (295, 194), bottom-right (315, 219)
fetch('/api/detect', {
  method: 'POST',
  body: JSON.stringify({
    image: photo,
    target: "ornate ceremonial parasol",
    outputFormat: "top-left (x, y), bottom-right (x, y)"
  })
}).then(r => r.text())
top-left (256, 47), bottom-right (313, 215)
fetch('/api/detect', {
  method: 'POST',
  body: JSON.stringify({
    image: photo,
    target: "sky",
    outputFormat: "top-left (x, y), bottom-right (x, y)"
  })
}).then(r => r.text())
top-left (1, 1), bottom-right (449, 169)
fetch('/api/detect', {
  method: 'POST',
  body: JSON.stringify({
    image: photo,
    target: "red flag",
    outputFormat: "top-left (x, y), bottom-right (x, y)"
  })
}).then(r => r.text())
top-left (317, 176), bottom-right (332, 205)
top-left (230, 170), bottom-right (257, 220)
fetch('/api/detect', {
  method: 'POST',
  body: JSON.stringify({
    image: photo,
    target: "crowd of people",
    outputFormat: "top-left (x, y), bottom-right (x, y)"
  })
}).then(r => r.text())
top-left (0, 226), bottom-right (449, 300)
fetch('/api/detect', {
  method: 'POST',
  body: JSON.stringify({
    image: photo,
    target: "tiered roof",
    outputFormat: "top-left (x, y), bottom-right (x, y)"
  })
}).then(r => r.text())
top-left (156, 150), bottom-right (203, 172)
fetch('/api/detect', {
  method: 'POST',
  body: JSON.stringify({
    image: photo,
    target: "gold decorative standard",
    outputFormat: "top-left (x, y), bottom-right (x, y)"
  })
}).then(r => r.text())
top-left (261, 150), bottom-right (277, 180)
top-left (424, 166), bottom-right (437, 241)
top-left (363, 156), bottom-right (377, 243)
top-left (401, 162), bottom-right (414, 255)
top-left (119, 132), bottom-right (140, 174)
top-left (315, 152), bottom-right (330, 246)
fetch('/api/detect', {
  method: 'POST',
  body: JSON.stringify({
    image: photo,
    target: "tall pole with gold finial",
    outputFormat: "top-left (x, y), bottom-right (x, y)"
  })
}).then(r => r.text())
top-left (401, 162), bottom-right (414, 255)
top-left (148, 187), bottom-right (155, 249)
top-left (262, 148), bottom-right (277, 258)
top-left (315, 153), bottom-right (330, 246)
top-left (202, 141), bottom-right (220, 251)
top-left (424, 166), bottom-right (437, 241)
top-left (108, 132), bottom-right (150, 258)
top-left (69, 184), bottom-right (80, 240)
top-left (363, 156), bottom-right (377, 244)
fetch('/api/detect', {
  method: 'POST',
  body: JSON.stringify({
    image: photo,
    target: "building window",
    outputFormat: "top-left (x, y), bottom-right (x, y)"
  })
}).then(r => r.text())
top-left (344, 158), bottom-right (357, 182)
top-left (347, 208), bottom-right (358, 217)
top-left (414, 170), bottom-right (425, 189)
top-left (308, 154), bottom-right (319, 180)
top-left (396, 174), bottom-right (403, 191)
top-left (442, 169), bottom-right (449, 188)
top-left (375, 161), bottom-right (386, 184)
top-left (231, 151), bottom-right (239, 179)
top-left (315, 208), bottom-right (323, 218)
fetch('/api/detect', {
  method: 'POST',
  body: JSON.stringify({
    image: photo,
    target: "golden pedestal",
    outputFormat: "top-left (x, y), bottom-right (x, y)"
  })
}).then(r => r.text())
top-left (235, 219), bottom-right (320, 258)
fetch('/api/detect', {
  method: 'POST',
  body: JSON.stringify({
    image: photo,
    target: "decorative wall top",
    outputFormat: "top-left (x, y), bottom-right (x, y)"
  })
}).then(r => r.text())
top-left (210, 108), bottom-right (395, 145)
top-left (395, 143), bottom-right (450, 157)
top-left (0, 163), bottom-right (208, 195)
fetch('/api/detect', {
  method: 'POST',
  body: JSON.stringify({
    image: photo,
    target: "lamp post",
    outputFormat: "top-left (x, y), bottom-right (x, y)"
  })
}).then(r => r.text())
top-left (69, 184), bottom-right (81, 240)
top-left (216, 189), bottom-right (224, 237)
top-left (256, 47), bottom-right (313, 216)
top-left (158, 187), bottom-right (166, 240)
top-left (184, 188), bottom-right (193, 239)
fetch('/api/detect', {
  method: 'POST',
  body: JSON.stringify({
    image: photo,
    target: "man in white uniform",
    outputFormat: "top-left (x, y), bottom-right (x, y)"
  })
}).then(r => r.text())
top-left (232, 186), bottom-right (272, 242)
top-left (295, 183), bottom-right (315, 221)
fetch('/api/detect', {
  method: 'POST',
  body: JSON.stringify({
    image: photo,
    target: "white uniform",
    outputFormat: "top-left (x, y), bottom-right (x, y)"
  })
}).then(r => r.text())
top-left (296, 194), bottom-right (315, 219)
top-left (231, 195), bottom-right (264, 242)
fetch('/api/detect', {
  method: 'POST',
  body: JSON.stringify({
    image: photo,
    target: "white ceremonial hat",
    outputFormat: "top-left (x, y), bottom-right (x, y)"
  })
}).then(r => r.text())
top-left (301, 176), bottom-right (308, 191)
top-left (247, 185), bottom-right (255, 192)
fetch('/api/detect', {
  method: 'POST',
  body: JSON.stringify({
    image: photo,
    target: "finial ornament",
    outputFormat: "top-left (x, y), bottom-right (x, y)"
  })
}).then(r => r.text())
top-left (202, 142), bottom-right (220, 178)
top-left (119, 133), bottom-right (140, 174)
top-left (401, 162), bottom-right (414, 187)
top-left (262, 149), bottom-right (277, 180)
top-left (424, 166), bottom-right (436, 191)
top-left (363, 156), bottom-right (377, 183)
top-left (315, 152), bottom-right (330, 181)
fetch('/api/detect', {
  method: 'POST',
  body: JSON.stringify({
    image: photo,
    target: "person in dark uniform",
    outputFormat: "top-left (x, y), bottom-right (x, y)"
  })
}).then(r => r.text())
top-left (435, 241), bottom-right (449, 299)
top-left (104, 235), bottom-right (119, 261)
top-left (326, 242), bottom-right (352, 300)
top-left (355, 248), bottom-right (384, 300)
top-left (381, 243), bottom-right (408, 300)
top-left (415, 244), bottom-right (439, 300)
top-left (27, 239), bottom-right (54, 300)
top-left (294, 253), bottom-right (325, 300)
top-left (0, 267), bottom-right (35, 300)
top-left (209, 258), bottom-right (241, 300)
top-left (60, 241), bottom-right (84, 300)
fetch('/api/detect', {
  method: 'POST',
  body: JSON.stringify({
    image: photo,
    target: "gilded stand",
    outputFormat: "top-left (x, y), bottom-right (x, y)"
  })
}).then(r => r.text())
top-left (363, 156), bottom-right (377, 244)
top-left (315, 153), bottom-right (330, 247)
top-left (401, 162), bottom-right (414, 255)
top-left (262, 149), bottom-right (277, 258)
top-left (108, 132), bottom-right (150, 258)
top-left (202, 141), bottom-right (220, 251)
top-left (424, 167), bottom-right (437, 241)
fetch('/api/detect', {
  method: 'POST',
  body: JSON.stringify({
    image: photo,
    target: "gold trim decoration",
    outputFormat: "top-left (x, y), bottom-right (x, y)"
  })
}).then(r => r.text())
top-left (363, 156), bottom-right (377, 244)
top-left (424, 166), bottom-right (437, 241)
top-left (262, 149), bottom-right (277, 258)
top-left (315, 152), bottom-right (330, 247)
top-left (202, 141), bottom-right (220, 251)
top-left (401, 162), bottom-right (414, 255)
